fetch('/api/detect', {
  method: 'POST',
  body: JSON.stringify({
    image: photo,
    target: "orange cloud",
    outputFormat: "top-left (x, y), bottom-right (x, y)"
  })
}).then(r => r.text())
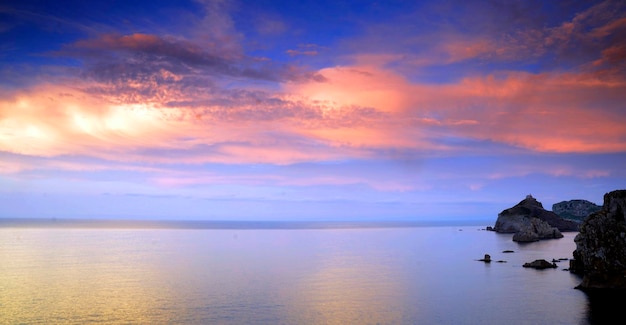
top-left (285, 65), bottom-right (413, 113)
top-left (444, 73), bottom-right (626, 153)
top-left (73, 33), bottom-right (163, 51)
top-left (2, 60), bottom-right (625, 171)
top-left (287, 64), bottom-right (626, 154)
top-left (0, 81), bottom-right (384, 166)
top-left (0, 84), bottom-right (180, 157)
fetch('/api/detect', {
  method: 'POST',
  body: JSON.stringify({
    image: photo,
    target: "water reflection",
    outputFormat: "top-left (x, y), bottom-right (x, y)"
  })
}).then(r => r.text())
top-left (0, 229), bottom-right (170, 324)
top-left (0, 226), bottom-right (602, 324)
top-left (288, 230), bottom-right (408, 324)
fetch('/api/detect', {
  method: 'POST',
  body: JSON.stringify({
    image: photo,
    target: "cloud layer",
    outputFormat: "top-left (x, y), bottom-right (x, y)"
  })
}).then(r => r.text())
top-left (1, 0), bottom-right (625, 219)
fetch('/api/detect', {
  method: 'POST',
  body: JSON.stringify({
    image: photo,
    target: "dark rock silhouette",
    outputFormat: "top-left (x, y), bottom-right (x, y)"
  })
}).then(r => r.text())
top-left (552, 199), bottom-right (602, 222)
top-left (571, 190), bottom-right (626, 290)
top-left (493, 195), bottom-right (578, 242)
top-left (478, 254), bottom-right (491, 263)
top-left (523, 259), bottom-right (557, 269)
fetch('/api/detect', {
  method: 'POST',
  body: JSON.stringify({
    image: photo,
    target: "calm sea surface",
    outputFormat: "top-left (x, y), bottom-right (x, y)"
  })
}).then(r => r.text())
top-left (0, 220), bottom-right (611, 324)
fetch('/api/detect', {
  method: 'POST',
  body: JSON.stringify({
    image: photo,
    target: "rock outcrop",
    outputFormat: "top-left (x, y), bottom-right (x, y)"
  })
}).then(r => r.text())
top-left (523, 259), bottom-right (557, 269)
top-left (494, 195), bottom-right (578, 242)
top-left (552, 199), bottom-right (602, 222)
top-left (478, 254), bottom-right (491, 263)
top-left (571, 190), bottom-right (626, 290)
top-left (512, 218), bottom-right (564, 242)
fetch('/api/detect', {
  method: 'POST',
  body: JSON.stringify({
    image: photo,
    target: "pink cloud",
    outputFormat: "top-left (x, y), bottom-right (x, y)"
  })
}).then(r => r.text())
top-left (3, 62), bottom-right (624, 169)
top-left (284, 65), bottom-right (413, 114)
top-left (0, 80), bottom-right (383, 165)
top-left (0, 160), bottom-right (26, 174)
top-left (288, 63), bottom-right (626, 154)
top-left (151, 170), bottom-right (421, 192)
top-left (286, 49), bottom-right (318, 56)
top-left (3, 0), bottom-right (626, 168)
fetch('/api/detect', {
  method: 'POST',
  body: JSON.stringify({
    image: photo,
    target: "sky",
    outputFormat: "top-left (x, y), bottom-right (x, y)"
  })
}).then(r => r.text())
top-left (1, 0), bottom-right (625, 222)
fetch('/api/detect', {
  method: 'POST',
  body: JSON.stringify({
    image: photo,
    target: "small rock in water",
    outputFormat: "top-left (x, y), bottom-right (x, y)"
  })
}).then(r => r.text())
top-left (502, 250), bottom-right (514, 253)
top-left (478, 254), bottom-right (491, 263)
top-left (523, 259), bottom-right (557, 269)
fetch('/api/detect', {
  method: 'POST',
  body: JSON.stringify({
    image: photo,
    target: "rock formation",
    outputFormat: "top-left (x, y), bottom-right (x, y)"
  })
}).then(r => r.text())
top-left (512, 218), bottom-right (564, 242)
top-left (552, 199), bottom-right (602, 222)
top-left (523, 259), bottom-right (557, 269)
top-left (571, 190), bottom-right (626, 290)
top-left (478, 254), bottom-right (491, 263)
top-left (493, 195), bottom-right (578, 242)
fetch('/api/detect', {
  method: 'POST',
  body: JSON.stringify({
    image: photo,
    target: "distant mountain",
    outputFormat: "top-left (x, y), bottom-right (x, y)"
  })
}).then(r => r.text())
top-left (552, 199), bottom-right (602, 222)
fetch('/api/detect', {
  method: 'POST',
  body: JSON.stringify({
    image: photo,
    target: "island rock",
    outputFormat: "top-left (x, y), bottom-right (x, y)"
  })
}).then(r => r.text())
top-left (493, 195), bottom-right (578, 241)
top-left (478, 254), bottom-right (491, 263)
top-left (523, 259), bottom-right (557, 269)
top-left (552, 199), bottom-right (602, 222)
top-left (571, 190), bottom-right (626, 290)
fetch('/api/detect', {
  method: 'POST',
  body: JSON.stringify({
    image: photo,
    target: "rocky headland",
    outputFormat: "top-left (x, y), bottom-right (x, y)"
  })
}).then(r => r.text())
top-left (492, 195), bottom-right (579, 242)
top-left (552, 199), bottom-right (602, 222)
top-left (571, 190), bottom-right (626, 290)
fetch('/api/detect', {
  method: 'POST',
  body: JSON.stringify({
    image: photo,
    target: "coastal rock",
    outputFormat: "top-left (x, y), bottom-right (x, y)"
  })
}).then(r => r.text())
top-left (571, 190), bottom-right (626, 290)
top-left (494, 195), bottom-right (577, 241)
top-left (552, 199), bottom-right (602, 222)
top-left (523, 259), bottom-right (557, 269)
top-left (512, 218), bottom-right (564, 242)
top-left (478, 254), bottom-right (491, 263)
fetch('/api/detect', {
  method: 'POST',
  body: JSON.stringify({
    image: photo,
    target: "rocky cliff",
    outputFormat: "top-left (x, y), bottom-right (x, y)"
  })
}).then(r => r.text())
top-left (571, 190), bottom-right (626, 290)
top-left (552, 199), bottom-right (602, 222)
top-left (494, 195), bottom-right (578, 242)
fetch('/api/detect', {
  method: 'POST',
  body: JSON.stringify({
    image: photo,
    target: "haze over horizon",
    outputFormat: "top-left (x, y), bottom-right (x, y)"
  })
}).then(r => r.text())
top-left (1, 0), bottom-right (625, 221)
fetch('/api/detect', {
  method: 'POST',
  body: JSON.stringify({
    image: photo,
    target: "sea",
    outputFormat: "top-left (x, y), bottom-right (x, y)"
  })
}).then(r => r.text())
top-left (0, 219), bottom-right (617, 324)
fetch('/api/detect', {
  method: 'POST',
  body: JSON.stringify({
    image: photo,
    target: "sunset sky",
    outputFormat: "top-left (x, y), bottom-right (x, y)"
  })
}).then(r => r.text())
top-left (1, 0), bottom-right (625, 221)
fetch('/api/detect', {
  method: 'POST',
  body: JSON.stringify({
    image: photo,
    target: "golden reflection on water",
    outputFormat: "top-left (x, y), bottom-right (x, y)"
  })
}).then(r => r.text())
top-left (288, 231), bottom-right (410, 325)
top-left (0, 229), bottom-right (169, 324)
top-left (0, 226), bottom-right (591, 324)
top-left (0, 227), bottom-right (412, 324)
